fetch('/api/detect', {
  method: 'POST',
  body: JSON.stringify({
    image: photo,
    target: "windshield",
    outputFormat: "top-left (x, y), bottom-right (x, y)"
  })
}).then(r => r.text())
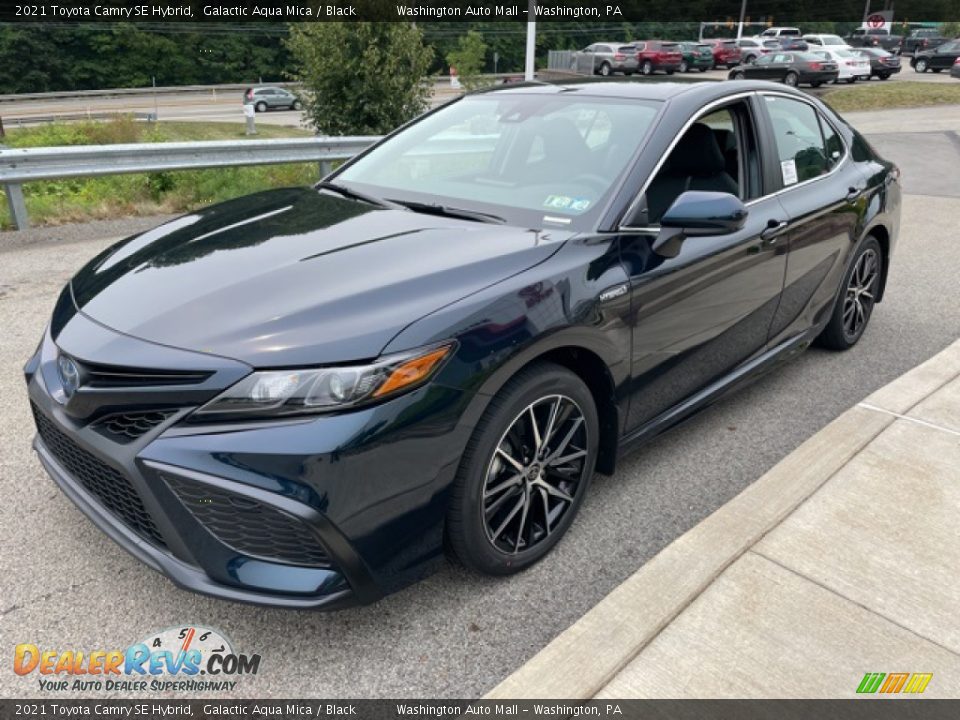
top-left (337, 93), bottom-right (662, 229)
top-left (822, 35), bottom-right (846, 45)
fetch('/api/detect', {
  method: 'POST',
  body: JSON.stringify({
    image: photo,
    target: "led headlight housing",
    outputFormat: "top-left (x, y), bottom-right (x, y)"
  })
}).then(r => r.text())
top-left (192, 343), bottom-right (454, 421)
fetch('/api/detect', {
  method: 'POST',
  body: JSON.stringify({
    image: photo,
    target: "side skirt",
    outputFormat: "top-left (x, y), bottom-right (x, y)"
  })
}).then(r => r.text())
top-left (617, 329), bottom-right (817, 458)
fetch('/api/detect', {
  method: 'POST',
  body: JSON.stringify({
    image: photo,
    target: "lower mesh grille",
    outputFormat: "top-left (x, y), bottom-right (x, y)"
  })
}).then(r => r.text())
top-left (31, 403), bottom-right (166, 548)
top-left (93, 410), bottom-right (176, 443)
top-left (164, 474), bottom-right (330, 567)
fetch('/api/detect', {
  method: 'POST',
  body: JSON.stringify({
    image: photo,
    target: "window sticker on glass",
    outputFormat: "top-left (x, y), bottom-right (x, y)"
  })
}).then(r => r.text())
top-left (544, 195), bottom-right (573, 210)
top-left (781, 159), bottom-right (799, 186)
top-left (569, 198), bottom-right (592, 212)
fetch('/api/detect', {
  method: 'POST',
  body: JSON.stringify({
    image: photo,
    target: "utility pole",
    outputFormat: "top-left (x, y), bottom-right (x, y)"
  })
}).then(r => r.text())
top-left (525, 0), bottom-right (536, 81)
top-left (737, 0), bottom-right (748, 39)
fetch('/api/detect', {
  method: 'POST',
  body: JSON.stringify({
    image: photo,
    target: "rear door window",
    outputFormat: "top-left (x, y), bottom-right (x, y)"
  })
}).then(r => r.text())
top-left (764, 96), bottom-right (830, 185)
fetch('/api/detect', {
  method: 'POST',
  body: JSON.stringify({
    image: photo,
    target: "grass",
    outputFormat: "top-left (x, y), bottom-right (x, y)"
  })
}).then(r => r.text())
top-left (1, 117), bottom-right (318, 230)
top-left (821, 80), bottom-right (960, 113)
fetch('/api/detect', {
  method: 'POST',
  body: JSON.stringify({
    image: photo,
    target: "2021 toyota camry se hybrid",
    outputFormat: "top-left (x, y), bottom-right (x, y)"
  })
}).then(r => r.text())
top-left (26, 80), bottom-right (900, 608)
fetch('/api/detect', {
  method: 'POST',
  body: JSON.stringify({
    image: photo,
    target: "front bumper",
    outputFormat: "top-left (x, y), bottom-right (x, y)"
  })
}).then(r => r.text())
top-left (27, 312), bottom-right (473, 608)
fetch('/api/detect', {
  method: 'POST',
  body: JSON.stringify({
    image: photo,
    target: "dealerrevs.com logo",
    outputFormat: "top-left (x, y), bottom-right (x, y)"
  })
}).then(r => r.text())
top-left (13, 626), bottom-right (261, 693)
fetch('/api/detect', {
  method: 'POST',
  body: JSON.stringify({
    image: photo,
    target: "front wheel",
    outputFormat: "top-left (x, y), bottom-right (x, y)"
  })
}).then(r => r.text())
top-left (445, 363), bottom-right (599, 575)
top-left (933, 68), bottom-right (944, 73)
top-left (878, 73), bottom-right (891, 80)
top-left (680, 60), bottom-right (690, 73)
top-left (292, 100), bottom-right (302, 110)
top-left (254, 101), bottom-right (267, 113)
top-left (816, 237), bottom-right (883, 350)
top-left (641, 60), bottom-right (654, 75)
top-left (811, 81), bottom-right (823, 88)
top-left (731, 71), bottom-right (746, 80)
top-left (915, 59), bottom-right (928, 72)
top-left (598, 62), bottom-right (612, 77)
top-left (784, 71), bottom-right (799, 87)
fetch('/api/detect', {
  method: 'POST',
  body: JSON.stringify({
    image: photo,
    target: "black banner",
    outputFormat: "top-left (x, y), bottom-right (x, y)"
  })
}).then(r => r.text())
top-left (2, 0), bottom-right (960, 23)
top-left (1, 700), bottom-right (958, 720)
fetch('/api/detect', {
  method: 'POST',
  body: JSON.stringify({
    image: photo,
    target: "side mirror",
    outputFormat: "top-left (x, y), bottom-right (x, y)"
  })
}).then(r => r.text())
top-left (652, 191), bottom-right (749, 258)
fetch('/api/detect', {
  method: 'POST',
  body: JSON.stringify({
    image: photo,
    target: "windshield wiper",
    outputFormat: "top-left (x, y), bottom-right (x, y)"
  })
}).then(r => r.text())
top-left (386, 199), bottom-right (506, 225)
top-left (316, 181), bottom-right (400, 209)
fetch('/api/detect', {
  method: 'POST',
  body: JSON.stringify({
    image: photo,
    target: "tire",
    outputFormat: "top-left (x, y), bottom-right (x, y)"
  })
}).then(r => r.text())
top-left (811, 81), bottom-right (822, 88)
top-left (744, 54), bottom-right (757, 64)
top-left (641, 60), bottom-right (654, 75)
top-left (598, 62), bottom-right (612, 77)
top-left (292, 100), bottom-right (302, 110)
top-left (816, 237), bottom-right (883, 351)
top-left (784, 71), bottom-right (799, 87)
top-left (933, 68), bottom-right (943, 73)
top-left (445, 363), bottom-right (599, 575)
top-left (699, 67), bottom-right (708, 72)
top-left (680, 60), bottom-right (690, 73)
top-left (666, 69), bottom-right (675, 75)
top-left (915, 59), bottom-right (928, 72)
top-left (255, 101), bottom-right (267, 113)
top-left (731, 71), bottom-right (746, 80)
top-left (879, 73), bottom-right (891, 80)
top-left (846, 76), bottom-right (857, 83)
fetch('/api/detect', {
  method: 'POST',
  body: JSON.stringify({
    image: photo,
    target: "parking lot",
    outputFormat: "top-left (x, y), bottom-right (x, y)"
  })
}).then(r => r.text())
top-left (2, 106), bottom-right (960, 699)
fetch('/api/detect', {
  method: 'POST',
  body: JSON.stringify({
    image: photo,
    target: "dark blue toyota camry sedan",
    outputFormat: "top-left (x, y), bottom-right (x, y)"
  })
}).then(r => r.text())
top-left (26, 80), bottom-right (900, 608)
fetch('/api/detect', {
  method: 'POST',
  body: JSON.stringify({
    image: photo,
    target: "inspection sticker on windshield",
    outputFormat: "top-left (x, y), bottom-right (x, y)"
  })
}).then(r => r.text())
top-left (781, 159), bottom-right (799, 186)
top-left (544, 195), bottom-right (591, 213)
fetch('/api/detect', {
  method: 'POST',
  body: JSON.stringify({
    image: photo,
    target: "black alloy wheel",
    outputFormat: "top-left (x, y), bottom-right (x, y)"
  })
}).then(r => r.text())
top-left (446, 363), bottom-right (598, 575)
top-left (817, 237), bottom-right (883, 350)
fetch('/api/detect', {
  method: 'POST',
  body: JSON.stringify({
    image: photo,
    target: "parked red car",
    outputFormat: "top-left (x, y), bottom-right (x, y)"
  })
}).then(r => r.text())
top-left (703, 39), bottom-right (743, 69)
top-left (632, 40), bottom-right (683, 74)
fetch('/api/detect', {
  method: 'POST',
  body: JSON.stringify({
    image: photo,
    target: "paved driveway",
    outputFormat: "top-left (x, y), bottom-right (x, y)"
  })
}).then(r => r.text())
top-left (2, 116), bottom-right (959, 699)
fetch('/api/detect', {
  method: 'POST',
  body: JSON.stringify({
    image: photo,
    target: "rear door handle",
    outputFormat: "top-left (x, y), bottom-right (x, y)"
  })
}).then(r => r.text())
top-left (846, 186), bottom-right (864, 202)
top-left (761, 219), bottom-right (788, 242)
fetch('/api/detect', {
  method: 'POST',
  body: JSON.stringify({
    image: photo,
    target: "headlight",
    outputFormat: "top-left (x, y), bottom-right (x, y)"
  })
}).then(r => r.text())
top-left (191, 343), bottom-right (454, 421)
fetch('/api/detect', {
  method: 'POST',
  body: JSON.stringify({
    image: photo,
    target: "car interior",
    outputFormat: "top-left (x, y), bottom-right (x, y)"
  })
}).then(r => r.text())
top-left (632, 104), bottom-right (760, 226)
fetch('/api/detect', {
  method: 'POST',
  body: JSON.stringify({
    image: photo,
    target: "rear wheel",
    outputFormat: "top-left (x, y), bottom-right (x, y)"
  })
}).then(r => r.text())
top-left (915, 58), bottom-right (928, 72)
top-left (680, 60), bottom-right (690, 73)
top-left (731, 70), bottom-right (746, 80)
top-left (784, 71), bottom-right (799, 87)
top-left (699, 67), bottom-right (709, 72)
top-left (816, 237), bottom-right (883, 350)
top-left (641, 60), bottom-right (654, 75)
top-left (446, 364), bottom-right (599, 575)
top-left (878, 72), bottom-right (891, 80)
top-left (846, 76), bottom-right (857, 83)
top-left (811, 81), bottom-right (823, 88)
top-left (933, 68), bottom-right (944, 73)
top-left (292, 100), bottom-right (302, 110)
top-left (666, 69), bottom-right (675, 75)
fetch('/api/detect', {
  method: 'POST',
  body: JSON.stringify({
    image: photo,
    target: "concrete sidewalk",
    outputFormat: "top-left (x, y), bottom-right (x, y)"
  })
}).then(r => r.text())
top-left (488, 339), bottom-right (960, 699)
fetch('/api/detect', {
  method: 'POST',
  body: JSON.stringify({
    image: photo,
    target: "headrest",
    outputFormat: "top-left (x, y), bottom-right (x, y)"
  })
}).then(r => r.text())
top-left (668, 123), bottom-right (727, 176)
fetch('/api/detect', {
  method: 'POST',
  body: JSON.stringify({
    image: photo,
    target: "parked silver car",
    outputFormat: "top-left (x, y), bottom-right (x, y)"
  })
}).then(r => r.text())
top-left (243, 86), bottom-right (302, 113)
top-left (571, 42), bottom-right (640, 76)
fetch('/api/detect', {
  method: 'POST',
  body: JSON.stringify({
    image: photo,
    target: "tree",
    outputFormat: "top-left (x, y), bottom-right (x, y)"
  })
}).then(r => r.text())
top-left (286, 22), bottom-right (433, 136)
top-left (446, 30), bottom-right (489, 90)
top-left (940, 22), bottom-right (960, 39)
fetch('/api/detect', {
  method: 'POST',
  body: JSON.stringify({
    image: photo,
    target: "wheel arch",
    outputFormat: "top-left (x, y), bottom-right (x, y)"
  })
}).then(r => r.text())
top-left (864, 223), bottom-right (891, 302)
top-left (457, 336), bottom-right (625, 478)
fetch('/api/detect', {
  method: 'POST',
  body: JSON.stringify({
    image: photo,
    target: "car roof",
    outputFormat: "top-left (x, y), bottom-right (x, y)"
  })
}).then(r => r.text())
top-left (474, 79), bottom-right (811, 104)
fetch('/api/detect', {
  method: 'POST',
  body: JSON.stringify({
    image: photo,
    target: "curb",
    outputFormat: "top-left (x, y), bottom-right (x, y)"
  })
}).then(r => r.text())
top-left (486, 338), bottom-right (960, 700)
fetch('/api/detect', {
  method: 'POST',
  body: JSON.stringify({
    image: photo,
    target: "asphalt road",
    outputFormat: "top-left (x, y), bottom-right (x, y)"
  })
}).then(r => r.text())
top-left (1, 113), bottom-right (959, 700)
top-left (0, 67), bottom-right (955, 128)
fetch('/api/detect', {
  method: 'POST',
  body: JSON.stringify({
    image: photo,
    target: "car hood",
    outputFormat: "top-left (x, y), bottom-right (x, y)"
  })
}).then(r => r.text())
top-left (70, 188), bottom-right (568, 367)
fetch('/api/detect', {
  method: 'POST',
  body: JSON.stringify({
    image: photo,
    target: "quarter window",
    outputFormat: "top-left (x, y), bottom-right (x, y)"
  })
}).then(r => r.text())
top-left (765, 96), bottom-right (830, 184)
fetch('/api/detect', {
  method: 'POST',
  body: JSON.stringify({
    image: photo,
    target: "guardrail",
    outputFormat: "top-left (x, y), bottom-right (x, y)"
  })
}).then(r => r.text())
top-left (0, 136), bottom-right (380, 231)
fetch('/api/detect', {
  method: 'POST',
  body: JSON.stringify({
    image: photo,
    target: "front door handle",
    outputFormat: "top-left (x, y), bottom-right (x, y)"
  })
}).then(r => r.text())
top-left (761, 219), bottom-right (788, 242)
top-left (846, 186), bottom-right (864, 202)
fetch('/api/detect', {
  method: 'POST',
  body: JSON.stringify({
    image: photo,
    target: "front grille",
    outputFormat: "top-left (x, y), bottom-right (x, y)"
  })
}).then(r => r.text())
top-left (75, 359), bottom-right (211, 388)
top-left (93, 410), bottom-right (176, 443)
top-left (164, 474), bottom-right (330, 567)
top-left (31, 403), bottom-right (166, 548)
